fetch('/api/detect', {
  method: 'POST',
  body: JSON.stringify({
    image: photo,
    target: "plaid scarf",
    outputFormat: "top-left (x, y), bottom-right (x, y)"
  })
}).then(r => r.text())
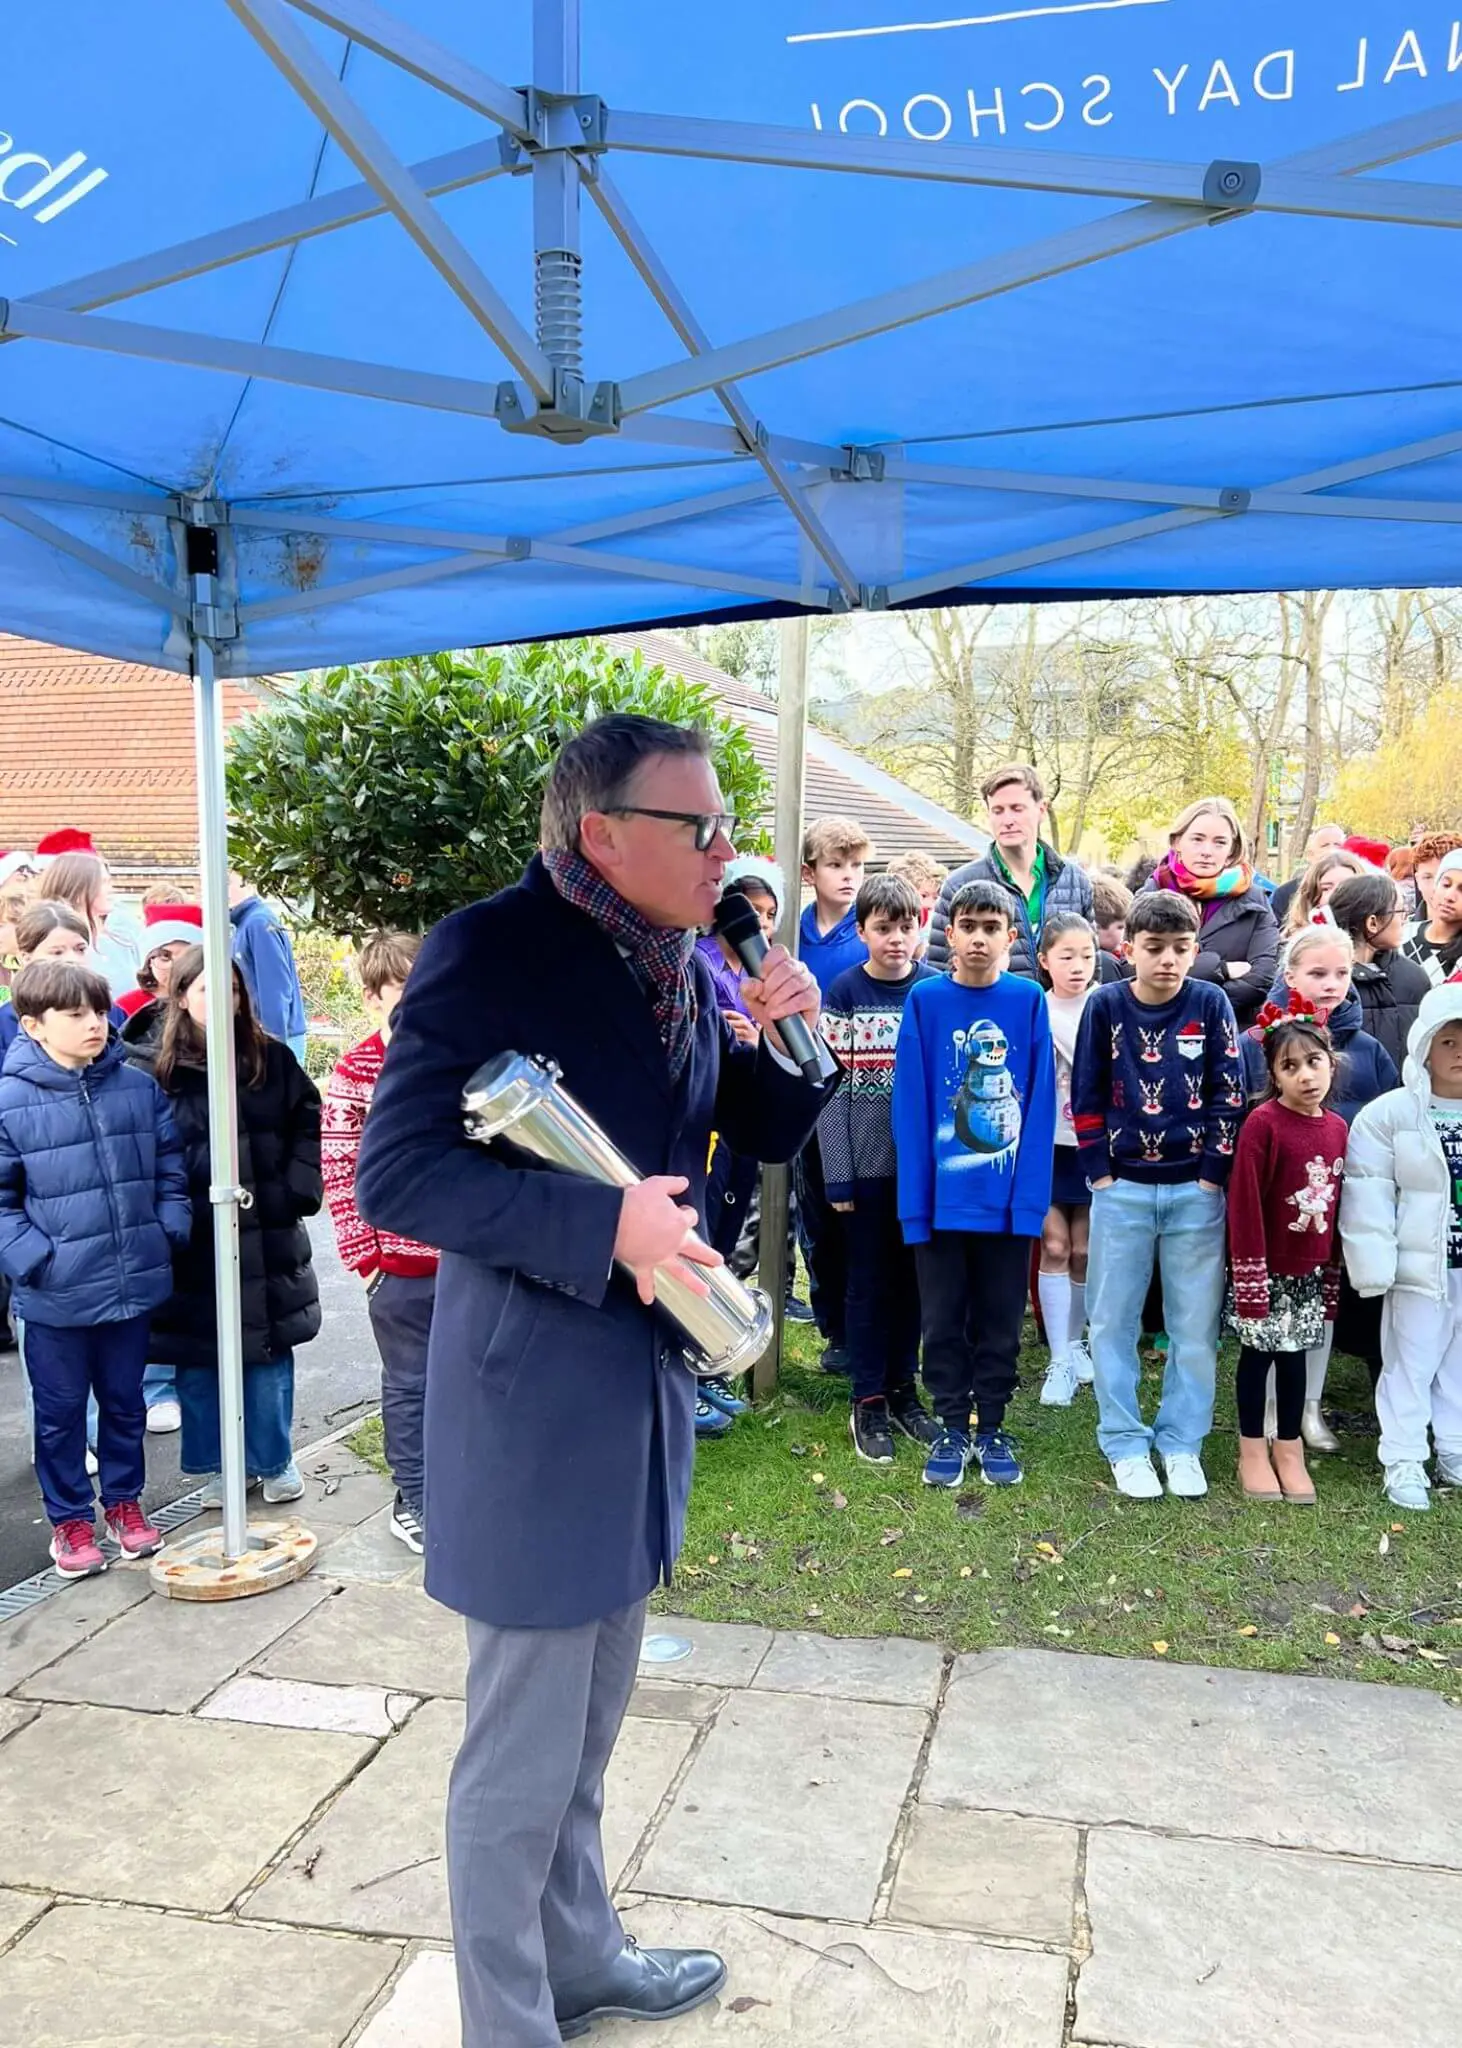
top-left (543, 847), bottom-right (697, 1080)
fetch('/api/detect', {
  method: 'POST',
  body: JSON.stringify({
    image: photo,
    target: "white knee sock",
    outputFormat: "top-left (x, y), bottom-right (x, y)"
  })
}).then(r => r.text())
top-left (1038, 1272), bottom-right (1072, 1360)
top-left (1306, 1325), bottom-right (1335, 1403)
top-left (1068, 1281), bottom-right (1088, 1350)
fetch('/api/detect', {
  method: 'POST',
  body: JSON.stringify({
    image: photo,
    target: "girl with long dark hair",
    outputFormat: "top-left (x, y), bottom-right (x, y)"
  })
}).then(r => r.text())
top-left (128, 945), bottom-right (322, 1501)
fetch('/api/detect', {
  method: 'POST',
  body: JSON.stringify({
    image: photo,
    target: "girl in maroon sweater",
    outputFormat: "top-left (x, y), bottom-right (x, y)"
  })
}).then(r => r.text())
top-left (1228, 1003), bottom-right (1349, 1504)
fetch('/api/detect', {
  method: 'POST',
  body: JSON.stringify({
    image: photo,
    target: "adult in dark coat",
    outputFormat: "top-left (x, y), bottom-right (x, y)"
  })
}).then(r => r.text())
top-left (1142, 797), bottom-right (1281, 1028)
top-left (356, 715), bottom-right (837, 2048)
top-left (126, 951), bottom-right (321, 1484)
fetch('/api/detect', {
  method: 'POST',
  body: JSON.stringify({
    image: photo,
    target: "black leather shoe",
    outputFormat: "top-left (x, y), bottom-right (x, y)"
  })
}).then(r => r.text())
top-left (556, 1939), bottom-right (727, 2040)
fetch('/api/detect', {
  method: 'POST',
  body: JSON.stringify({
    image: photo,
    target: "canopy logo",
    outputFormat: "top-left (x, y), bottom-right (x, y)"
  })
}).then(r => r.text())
top-left (795, 12), bottom-right (1462, 143)
top-left (0, 130), bottom-right (108, 248)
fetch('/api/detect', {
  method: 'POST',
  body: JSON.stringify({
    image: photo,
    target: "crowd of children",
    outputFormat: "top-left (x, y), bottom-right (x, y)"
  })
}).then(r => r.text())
top-left (763, 782), bottom-right (1462, 1520)
top-left (0, 827), bottom-right (419, 1579)
top-left (6, 785), bottom-right (1462, 1584)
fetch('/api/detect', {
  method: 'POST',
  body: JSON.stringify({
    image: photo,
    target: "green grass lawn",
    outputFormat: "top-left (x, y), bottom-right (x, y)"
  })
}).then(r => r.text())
top-left (350, 1322), bottom-right (1462, 1696)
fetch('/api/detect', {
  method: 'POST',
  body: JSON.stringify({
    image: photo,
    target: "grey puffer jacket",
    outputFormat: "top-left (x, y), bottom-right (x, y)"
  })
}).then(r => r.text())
top-left (927, 850), bottom-right (1094, 979)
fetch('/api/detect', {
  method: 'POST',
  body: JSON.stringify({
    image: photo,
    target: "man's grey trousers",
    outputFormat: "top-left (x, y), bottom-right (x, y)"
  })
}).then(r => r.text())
top-left (447, 1596), bottom-right (647, 2046)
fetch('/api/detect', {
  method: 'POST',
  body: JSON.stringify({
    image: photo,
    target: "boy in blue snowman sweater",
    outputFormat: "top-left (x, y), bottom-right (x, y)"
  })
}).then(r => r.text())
top-left (893, 880), bottom-right (1056, 1490)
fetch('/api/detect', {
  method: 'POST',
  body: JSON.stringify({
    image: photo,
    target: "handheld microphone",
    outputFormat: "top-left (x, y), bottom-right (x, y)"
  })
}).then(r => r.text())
top-left (713, 889), bottom-right (826, 1085)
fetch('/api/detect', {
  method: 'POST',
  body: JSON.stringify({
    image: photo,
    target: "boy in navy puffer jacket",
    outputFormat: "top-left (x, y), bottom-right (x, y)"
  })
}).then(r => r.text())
top-left (0, 960), bottom-right (190, 1577)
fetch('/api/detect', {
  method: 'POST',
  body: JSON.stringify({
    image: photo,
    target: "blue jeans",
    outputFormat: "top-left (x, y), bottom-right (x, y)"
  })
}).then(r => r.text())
top-left (177, 1354), bottom-right (295, 1481)
top-left (143, 1362), bottom-right (176, 1409)
top-left (23, 1313), bottom-right (151, 1523)
top-left (1088, 1179), bottom-right (1226, 1463)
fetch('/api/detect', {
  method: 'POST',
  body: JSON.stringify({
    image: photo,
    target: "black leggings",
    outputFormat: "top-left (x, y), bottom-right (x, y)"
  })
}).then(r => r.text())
top-left (1236, 1345), bottom-right (1304, 1440)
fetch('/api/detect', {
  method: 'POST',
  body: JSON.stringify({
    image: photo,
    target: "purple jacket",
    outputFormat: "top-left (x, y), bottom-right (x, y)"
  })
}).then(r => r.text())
top-left (695, 936), bottom-right (749, 1018)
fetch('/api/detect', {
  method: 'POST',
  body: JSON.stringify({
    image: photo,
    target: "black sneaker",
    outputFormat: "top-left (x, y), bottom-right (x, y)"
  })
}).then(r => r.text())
top-left (389, 1493), bottom-right (425, 1554)
top-left (849, 1398), bottom-right (895, 1465)
top-left (820, 1342), bottom-right (851, 1375)
top-left (783, 1295), bottom-right (815, 1324)
top-left (887, 1383), bottom-right (940, 1447)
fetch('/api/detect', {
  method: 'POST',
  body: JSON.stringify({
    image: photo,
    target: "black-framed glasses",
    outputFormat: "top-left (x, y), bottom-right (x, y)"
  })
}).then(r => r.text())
top-left (607, 807), bottom-right (740, 852)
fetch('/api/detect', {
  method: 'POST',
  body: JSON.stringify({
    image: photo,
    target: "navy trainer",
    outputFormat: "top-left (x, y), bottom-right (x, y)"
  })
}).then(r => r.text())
top-left (974, 1429), bottom-right (1023, 1487)
top-left (922, 1427), bottom-right (973, 1489)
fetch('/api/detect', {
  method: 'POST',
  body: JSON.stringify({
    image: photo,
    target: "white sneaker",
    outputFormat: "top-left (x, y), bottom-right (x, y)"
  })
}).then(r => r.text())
top-left (1435, 1452), bottom-right (1462, 1487)
top-left (1110, 1454), bottom-right (1163, 1499)
top-left (262, 1461), bottom-right (304, 1504)
top-left (1069, 1338), bottom-right (1094, 1385)
top-left (145, 1398), bottom-right (181, 1435)
top-left (84, 1446), bottom-right (99, 1477)
top-left (1040, 1355), bottom-right (1080, 1407)
top-left (1162, 1452), bottom-right (1208, 1499)
top-left (1384, 1460), bottom-right (1432, 1512)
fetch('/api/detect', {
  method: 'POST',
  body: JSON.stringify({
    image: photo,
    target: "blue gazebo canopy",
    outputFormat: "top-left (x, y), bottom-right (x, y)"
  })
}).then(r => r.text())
top-left (2, 0), bottom-right (1460, 677)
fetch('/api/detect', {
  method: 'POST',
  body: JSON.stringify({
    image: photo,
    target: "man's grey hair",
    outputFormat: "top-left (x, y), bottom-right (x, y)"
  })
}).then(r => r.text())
top-left (539, 713), bottom-right (713, 853)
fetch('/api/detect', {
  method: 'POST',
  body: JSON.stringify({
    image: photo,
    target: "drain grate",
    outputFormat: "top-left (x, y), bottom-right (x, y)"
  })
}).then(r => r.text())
top-left (0, 1408), bottom-right (380, 1618)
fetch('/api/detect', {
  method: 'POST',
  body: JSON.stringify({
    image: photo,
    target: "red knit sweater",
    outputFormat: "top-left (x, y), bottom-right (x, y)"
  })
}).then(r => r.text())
top-left (1227, 1098), bottom-right (1348, 1322)
top-left (322, 1031), bottom-right (438, 1279)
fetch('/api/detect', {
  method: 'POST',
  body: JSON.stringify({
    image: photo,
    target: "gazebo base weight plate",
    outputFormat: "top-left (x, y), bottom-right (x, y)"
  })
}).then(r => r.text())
top-left (148, 1520), bottom-right (319, 1601)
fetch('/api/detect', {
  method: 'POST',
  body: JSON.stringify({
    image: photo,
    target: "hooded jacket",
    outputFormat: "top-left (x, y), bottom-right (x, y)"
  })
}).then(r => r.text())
top-left (1351, 951), bottom-right (1432, 1075)
top-left (797, 901), bottom-right (867, 997)
top-left (1341, 981), bottom-right (1462, 1303)
top-left (230, 894), bottom-right (307, 1047)
top-left (1241, 980), bottom-right (1398, 1126)
top-left (927, 847), bottom-right (1093, 980)
top-left (0, 1031), bottom-right (191, 1327)
top-left (128, 1033), bottom-right (323, 1366)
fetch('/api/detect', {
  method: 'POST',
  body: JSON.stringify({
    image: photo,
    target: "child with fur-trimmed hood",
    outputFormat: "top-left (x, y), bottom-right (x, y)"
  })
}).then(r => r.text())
top-left (1342, 979), bottom-right (1462, 1512)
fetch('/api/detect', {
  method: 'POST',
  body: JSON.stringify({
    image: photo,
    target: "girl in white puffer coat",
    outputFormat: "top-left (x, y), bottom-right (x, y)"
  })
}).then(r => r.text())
top-left (1341, 981), bottom-right (1462, 1512)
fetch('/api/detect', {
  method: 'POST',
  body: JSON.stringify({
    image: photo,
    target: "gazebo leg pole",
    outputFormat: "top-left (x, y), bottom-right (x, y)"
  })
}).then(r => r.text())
top-left (753, 616), bottom-right (811, 1403)
top-left (189, 624), bottom-right (251, 1565)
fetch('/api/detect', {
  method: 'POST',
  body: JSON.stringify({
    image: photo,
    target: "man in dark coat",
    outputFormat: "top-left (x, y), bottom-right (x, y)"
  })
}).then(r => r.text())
top-left (356, 715), bottom-right (836, 2048)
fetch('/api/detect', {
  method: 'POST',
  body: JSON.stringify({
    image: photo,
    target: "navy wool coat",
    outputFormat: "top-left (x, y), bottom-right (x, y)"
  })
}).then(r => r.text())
top-left (0, 1032), bottom-right (191, 1327)
top-left (356, 858), bottom-right (837, 1630)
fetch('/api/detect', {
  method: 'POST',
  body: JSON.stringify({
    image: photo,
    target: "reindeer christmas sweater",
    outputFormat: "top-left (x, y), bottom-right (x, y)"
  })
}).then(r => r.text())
top-left (1071, 979), bottom-right (1245, 1188)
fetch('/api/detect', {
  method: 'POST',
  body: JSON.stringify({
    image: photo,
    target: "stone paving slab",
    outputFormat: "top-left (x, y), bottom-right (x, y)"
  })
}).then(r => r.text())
top-left (0, 1569), bottom-right (150, 1692)
top-left (0, 1704), bottom-right (373, 1911)
top-left (356, 1949), bottom-right (457, 2047)
top-left (348, 1907), bottom-right (1070, 2048)
top-left (255, 1582), bottom-right (467, 1697)
top-left (642, 1617), bottom-right (773, 1688)
top-left (186, 1466), bottom-right (397, 1540)
top-left (0, 1902), bottom-right (399, 2048)
top-left (246, 1697), bottom-right (460, 1939)
top-left (249, 1702), bottom-right (694, 1940)
top-left (15, 1575), bottom-right (330, 1712)
top-left (753, 1631), bottom-right (946, 1708)
top-left (199, 1673), bottom-right (421, 1738)
top-left (889, 1806), bottom-right (1079, 1946)
top-left (317, 1506), bottom-right (424, 1586)
top-left (637, 1688), bottom-right (927, 1921)
top-left (0, 1890), bottom-right (46, 1950)
top-left (629, 1679), bottom-right (724, 1723)
top-left (0, 1699), bottom-right (38, 1745)
top-left (1078, 1827), bottom-right (1462, 2047)
top-left (926, 1648), bottom-right (1462, 1867)
top-left (615, 1902), bottom-right (1070, 2047)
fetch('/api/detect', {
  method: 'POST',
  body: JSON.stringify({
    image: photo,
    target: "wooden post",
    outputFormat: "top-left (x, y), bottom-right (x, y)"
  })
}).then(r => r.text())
top-left (754, 616), bottom-right (810, 1400)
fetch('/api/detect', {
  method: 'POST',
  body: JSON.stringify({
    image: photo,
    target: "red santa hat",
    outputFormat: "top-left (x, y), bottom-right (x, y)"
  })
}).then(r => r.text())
top-left (1342, 835), bottom-right (1391, 870)
top-left (142, 903), bottom-right (204, 956)
top-left (0, 850), bottom-right (37, 889)
top-left (35, 827), bottom-right (96, 863)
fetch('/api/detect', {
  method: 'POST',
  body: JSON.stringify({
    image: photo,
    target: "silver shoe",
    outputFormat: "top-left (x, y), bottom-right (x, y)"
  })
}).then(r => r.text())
top-left (1300, 1400), bottom-right (1340, 1454)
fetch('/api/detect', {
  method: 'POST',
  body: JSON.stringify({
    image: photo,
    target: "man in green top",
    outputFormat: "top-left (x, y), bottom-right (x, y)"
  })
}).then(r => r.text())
top-left (926, 764), bottom-right (1096, 980)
